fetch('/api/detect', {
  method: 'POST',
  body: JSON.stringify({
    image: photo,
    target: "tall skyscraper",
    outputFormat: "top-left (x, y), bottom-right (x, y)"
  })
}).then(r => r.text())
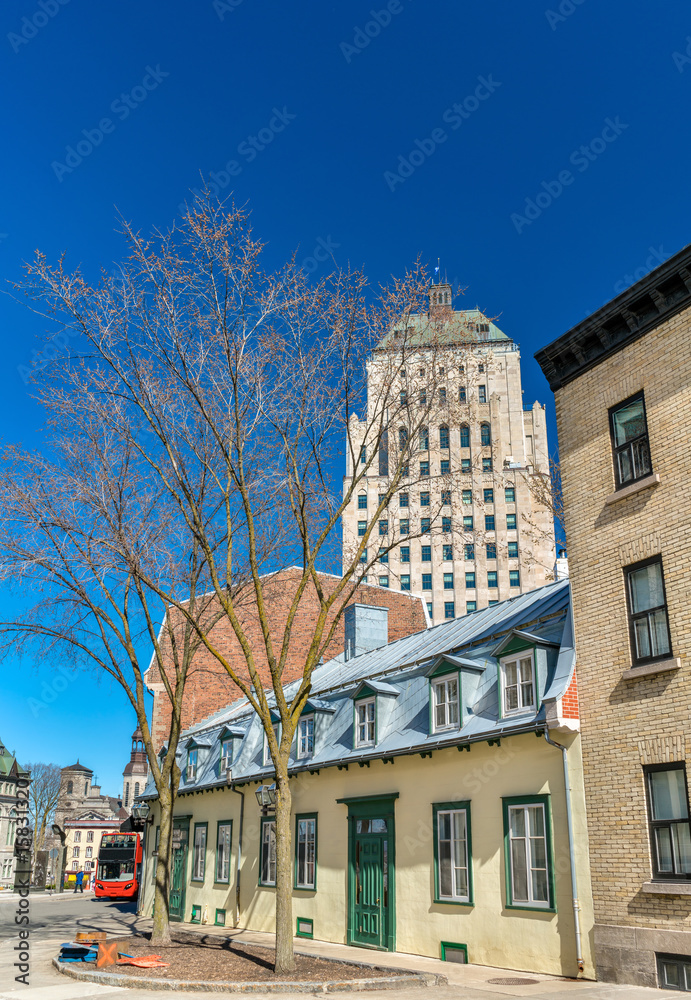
top-left (342, 283), bottom-right (556, 623)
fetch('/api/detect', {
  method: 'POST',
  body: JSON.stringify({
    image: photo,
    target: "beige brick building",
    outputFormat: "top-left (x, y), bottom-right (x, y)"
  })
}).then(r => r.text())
top-left (342, 284), bottom-right (556, 624)
top-left (536, 243), bottom-right (691, 989)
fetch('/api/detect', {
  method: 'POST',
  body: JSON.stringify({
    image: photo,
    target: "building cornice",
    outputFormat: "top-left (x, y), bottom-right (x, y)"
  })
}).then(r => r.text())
top-left (535, 242), bottom-right (691, 391)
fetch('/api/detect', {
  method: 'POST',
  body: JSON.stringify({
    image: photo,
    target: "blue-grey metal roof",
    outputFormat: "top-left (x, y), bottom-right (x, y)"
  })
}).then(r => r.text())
top-left (141, 579), bottom-right (573, 799)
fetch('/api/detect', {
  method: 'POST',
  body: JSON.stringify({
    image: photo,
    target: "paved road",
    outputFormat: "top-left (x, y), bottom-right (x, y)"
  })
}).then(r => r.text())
top-left (0, 893), bottom-right (682, 999)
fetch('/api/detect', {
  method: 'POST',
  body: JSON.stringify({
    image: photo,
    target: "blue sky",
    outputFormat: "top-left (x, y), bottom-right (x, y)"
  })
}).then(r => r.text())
top-left (1, 0), bottom-right (689, 796)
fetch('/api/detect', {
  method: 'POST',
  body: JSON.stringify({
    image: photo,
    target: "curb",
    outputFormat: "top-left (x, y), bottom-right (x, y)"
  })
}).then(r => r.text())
top-left (53, 957), bottom-right (447, 993)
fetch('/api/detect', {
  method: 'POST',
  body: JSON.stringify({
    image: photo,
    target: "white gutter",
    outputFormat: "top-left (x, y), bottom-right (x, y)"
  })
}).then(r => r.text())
top-left (544, 727), bottom-right (584, 974)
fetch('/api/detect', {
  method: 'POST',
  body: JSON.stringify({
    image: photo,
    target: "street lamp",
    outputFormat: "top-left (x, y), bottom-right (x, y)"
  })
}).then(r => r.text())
top-left (254, 784), bottom-right (277, 814)
top-left (130, 800), bottom-right (151, 823)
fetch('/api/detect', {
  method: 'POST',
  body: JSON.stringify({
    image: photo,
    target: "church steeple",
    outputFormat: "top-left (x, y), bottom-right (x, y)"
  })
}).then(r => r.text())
top-left (122, 726), bottom-right (148, 814)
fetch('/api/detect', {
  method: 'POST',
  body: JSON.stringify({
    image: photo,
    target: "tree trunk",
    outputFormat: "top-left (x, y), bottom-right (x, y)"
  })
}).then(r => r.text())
top-left (151, 785), bottom-right (173, 946)
top-left (273, 765), bottom-right (294, 974)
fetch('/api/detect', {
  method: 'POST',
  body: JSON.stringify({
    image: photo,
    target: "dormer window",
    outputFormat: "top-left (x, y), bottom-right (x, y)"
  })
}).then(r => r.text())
top-left (501, 652), bottom-right (536, 716)
top-left (220, 739), bottom-right (233, 772)
top-left (263, 722), bottom-right (280, 767)
top-left (297, 715), bottom-right (314, 759)
top-left (187, 748), bottom-right (198, 781)
top-left (355, 698), bottom-right (375, 748)
top-left (432, 676), bottom-right (459, 732)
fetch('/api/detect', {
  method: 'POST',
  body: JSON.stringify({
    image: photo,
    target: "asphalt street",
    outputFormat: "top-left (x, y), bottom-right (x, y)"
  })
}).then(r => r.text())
top-left (0, 893), bottom-right (683, 999)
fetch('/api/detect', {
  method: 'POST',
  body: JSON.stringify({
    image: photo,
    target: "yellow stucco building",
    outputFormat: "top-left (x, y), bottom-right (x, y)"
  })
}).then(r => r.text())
top-left (140, 581), bottom-right (594, 978)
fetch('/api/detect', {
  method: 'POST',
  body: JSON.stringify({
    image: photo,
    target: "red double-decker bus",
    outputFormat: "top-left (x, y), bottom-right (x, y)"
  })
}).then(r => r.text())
top-left (94, 833), bottom-right (142, 899)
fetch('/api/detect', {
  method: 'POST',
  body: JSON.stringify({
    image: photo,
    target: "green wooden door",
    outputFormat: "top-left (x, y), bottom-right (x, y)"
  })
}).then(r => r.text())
top-left (350, 816), bottom-right (392, 950)
top-left (169, 819), bottom-right (189, 922)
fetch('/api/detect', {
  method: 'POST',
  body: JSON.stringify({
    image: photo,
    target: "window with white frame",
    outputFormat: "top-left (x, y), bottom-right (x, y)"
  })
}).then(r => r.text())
top-left (192, 823), bottom-right (207, 881)
top-left (87, 831), bottom-right (94, 843)
top-left (216, 821), bottom-right (232, 883)
top-left (72, 847), bottom-right (79, 857)
top-left (295, 816), bottom-right (317, 889)
top-left (297, 715), bottom-right (314, 759)
top-left (260, 819), bottom-right (276, 886)
top-left (187, 747), bottom-right (198, 781)
top-left (501, 651), bottom-right (536, 716)
top-left (74, 831), bottom-right (81, 842)
top-left (85, 847), bottom-right (92, 858)
top-left (220, 738), bottom-right (233, 772)
top-left (355, 697), bottom-right (376, 747)
top-left (432, 675), bottom-right (459, 731)
top-left (263, 723), bottom-right (280, 766)
top-left (505, 799), bottom-right (551, 908)
top-left (434, 803), bottom-right (470, 902)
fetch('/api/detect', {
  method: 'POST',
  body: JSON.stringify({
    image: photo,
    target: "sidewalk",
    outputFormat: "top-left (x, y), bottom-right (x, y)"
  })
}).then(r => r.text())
top-left (0, 910), bottom-right (682, 1000)
top-left (0, 888), bottom-right (94, 903)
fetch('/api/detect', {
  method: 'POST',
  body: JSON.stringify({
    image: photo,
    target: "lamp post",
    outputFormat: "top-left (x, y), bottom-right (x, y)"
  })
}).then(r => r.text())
top-left (254, 784), bottom-right (277, 815)
top-left (51, 824), bottom-right (67, 894)
top-left (130, 800), bottom-right (151, 916)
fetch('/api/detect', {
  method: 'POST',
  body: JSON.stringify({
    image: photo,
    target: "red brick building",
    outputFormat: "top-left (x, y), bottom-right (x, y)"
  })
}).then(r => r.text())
top-left (145, 568), bottom-right (428, 749)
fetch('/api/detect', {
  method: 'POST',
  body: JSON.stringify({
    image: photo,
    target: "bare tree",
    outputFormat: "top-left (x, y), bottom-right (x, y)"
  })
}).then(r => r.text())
top-left (0, 196), bottom-right (459, 971)
top-left (25, 762), bottom-right (61, 852)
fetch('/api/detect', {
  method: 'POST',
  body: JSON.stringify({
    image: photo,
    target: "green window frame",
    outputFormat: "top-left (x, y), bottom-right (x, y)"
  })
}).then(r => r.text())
top-left (296, 916), bottom-right (314, 938)
top-left (151, 825), bottom-right (160, 884)
top-left (191, 904), bottom-right (201, 923)
top-left (502, 795), bottom-right (555, 911)
top-left (441, 941), bottom-right (468, 963)
top-left (215, 820), bottom-right (232, 884)
top-left (433, 801), bottom-right (472, 905)
top-left (191, 822), bottom-right (207, 882)
top-left (215, 908), bottom-right (226, 926)
top-left (186, 747), bottom-right (198, 781)
top-left (259, 816), bottom-right (276, 886)
top-left (294, 813), bottom-right (317, 890)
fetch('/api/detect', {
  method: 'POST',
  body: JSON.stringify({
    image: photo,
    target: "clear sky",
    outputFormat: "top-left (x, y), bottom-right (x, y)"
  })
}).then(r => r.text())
top-left (1, 0), bottom-right (689, 796)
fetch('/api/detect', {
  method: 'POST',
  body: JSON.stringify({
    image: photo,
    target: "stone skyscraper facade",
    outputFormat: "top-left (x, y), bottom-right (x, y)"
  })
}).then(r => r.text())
top-left (342, 284), bottom-right (556, 623)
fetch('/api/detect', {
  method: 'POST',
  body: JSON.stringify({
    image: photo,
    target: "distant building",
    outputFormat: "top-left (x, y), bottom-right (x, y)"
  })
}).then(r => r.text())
top-left (342, 283), bottom-right (556, 623)
top-left (53, 760), bottom-right (124, 832)
top-left (64, 813), bottom-right (122, 878)
top-left (121, 727), bottom-right (148, 813)
top-left (536, 242), bottom-right (691, 989)
top-left (0, 739), bottom-right (30, 889)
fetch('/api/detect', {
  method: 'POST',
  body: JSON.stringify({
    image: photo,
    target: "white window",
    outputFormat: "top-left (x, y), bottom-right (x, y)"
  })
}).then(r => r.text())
top-left (432, 676), bottom-right (459, 731)
top-left (355, 698), bottom-right (376, 747)
top-left (436, 807), bottom-right (469, 902)
top-left (220, 739), bottom-right (233, 772)
top-left (501, 652), bottom-right (536, 716)
top-left (507, 802), bottom-right (550, 907)
top-left (74, 831), bottom-right (82, 842)
top-left (72, 861), bottom-right (79, 870)
top-left (260, 820), bottom-right (276, 885)
top-left (297, 716), bottom-right (314, 759)
top-left (85, 847), bottom-right (92, 858)
top-left (85, 861), bottom-right (92, 870)
top-left (263, 723), bottom-right (280, 766)
top-left (216, 822), bottom-right (232, 883)
top-left (86, 831), bottom-right (94, 843)
top-left (296, 817), bottom-right (316, 889)
top-left (192, 824), bottom-right (207, 881)
top-left (72, 847), bottom-right (79, 858)
top-left (187, 748), bottom-right (198, 781)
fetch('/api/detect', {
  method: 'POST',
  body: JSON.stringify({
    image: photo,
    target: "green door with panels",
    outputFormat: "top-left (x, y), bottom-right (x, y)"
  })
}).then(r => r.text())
top-left (340, 794), bottom-right (397, 952)
top-left (169, 817), bottom-right (190, 922)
